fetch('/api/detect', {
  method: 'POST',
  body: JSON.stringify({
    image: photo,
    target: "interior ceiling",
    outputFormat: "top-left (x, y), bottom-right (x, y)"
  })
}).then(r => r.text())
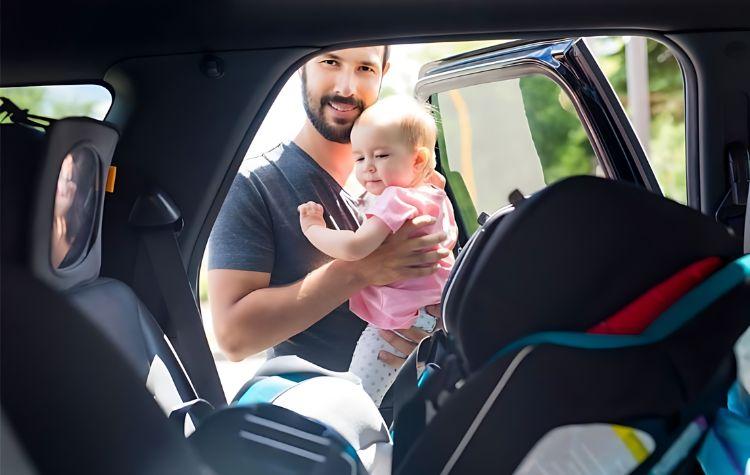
top-left (2, 0), bottom-right (750, 84)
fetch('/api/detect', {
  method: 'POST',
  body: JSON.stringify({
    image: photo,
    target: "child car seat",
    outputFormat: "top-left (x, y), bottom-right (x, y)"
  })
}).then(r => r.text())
top-left (393, 176), bottom-right (750, 474)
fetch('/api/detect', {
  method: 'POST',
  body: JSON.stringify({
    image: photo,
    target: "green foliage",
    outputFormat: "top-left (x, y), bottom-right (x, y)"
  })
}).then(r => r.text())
top-left (0, 85), bottom-right (109, 123)
top-left (597, 38), bottom-right (686, 202)
top-left (519, 75), bottom-right (597, 184)
top-left (394, 37), bottom-right (687, 204)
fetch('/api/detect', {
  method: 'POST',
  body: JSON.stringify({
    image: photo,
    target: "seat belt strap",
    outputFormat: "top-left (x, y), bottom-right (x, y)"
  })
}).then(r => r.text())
top-left (139, 227), bottom-right (226, 408)
top-left (130, 188), bottom-right (225, 408)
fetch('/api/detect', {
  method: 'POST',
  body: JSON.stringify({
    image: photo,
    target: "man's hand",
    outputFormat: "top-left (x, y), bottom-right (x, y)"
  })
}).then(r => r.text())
top-left (353, 215), bottom-right (450, 287)
top-left (298, 201), bottom-right (326, 232)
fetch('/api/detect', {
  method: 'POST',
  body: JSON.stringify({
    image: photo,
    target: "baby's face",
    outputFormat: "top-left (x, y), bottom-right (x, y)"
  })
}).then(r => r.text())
top-left (351, 122), bottom-right (418, 195)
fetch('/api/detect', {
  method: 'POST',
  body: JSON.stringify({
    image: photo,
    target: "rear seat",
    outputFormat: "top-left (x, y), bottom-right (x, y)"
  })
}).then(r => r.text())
top-left (0, 118), bottom-right (207, 434)
top-left (392, 176), bottom-right (750, 474)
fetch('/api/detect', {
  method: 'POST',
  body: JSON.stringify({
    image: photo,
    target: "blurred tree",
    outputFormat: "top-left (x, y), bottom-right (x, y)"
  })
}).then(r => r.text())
top-left (595, 37), bottom-right (686, 202)
top-left (520, 74), bottom-right (597, 184)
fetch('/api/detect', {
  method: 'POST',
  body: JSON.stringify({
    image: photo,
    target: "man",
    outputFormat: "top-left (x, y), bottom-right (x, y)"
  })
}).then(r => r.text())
top-left (208, 45), bottom-right (448, 374)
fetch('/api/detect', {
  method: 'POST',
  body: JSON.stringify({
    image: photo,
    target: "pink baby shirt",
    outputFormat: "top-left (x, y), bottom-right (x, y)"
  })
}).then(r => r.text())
top-left (349, 185), bottom-right (458, 330)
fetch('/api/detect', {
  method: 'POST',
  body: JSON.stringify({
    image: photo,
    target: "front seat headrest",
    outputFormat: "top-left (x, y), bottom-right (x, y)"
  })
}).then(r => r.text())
top-left (443, 176), bottom-right (742, 371)
top-left (29, 118), bottom-right (118, 290)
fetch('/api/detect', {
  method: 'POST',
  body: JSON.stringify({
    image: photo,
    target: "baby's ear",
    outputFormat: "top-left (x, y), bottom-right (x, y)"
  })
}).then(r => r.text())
top-left (414, 147), bottom-right (430, 168)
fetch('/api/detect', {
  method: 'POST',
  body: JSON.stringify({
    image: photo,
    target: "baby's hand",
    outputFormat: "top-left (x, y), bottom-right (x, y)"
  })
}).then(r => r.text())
top-left (298, 201), bottom-right (326, 232)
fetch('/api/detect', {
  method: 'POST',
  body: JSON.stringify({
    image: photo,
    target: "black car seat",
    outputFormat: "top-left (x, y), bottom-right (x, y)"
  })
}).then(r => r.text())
top-left (0, 116), bottom-right (219, 432)
top-left (1, 116), bottom-right (204, 473)
top-left (1, 266), bottom-right (208, 475)
top-left (392, 176), bottom-right (750, 474)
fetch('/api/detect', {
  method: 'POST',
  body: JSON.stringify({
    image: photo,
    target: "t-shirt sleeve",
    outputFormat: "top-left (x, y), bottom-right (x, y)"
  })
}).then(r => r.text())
top-left (365, 187), bottom-right (419, 233)
top-left (207, 172), bottom-right (275, 272)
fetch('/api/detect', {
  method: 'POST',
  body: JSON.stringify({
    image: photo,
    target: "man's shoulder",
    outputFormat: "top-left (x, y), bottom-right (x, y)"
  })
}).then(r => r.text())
top-left (237, 143), bottom-right (286, 179)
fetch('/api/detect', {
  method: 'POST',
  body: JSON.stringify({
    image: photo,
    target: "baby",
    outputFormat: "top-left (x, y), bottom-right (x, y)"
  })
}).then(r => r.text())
top-left (298, 95), bottom-right (458, 406)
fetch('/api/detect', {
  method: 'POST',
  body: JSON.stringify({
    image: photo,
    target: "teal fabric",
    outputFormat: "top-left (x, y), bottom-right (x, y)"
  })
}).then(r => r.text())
top-left (697, 405), bottom-right (750, 474)
top-left (728, 381), bottom-right (750, 418)
top-left (697, 382), bottom-right (750, 474)
top-left (486, 254), bottom-right (750, 366)
top-left (234, 376), bottom-right (297, 406)
top-left (234, 372), bottom-right (318, 406)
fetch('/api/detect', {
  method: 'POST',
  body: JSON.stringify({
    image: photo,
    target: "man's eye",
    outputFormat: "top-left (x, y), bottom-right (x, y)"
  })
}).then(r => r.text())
top-left (359, 66), bottom-right (375, 73)
top-left (322, 59), bottom-right (338, 66)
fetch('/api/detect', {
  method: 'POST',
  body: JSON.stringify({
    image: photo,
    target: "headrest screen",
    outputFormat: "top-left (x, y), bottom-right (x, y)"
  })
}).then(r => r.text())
top-left (51, 144), bottom-right (100, 269)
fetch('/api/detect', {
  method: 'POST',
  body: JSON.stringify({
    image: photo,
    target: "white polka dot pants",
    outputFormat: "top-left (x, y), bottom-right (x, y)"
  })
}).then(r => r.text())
top-left (349, 324), bottom-right (405, 407)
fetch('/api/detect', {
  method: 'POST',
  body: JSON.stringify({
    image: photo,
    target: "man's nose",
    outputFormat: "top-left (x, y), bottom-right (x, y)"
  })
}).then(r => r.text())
top-left (334, 70), bottom-right (356, 97)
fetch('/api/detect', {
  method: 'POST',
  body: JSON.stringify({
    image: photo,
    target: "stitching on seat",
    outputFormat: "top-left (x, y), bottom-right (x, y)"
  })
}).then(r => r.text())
top-left (440, 345), bottom-right (535, 475)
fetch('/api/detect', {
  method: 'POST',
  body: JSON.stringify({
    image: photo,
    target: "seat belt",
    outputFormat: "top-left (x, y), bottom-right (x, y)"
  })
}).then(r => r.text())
top-left (130, 188), bottom-right (226, 409)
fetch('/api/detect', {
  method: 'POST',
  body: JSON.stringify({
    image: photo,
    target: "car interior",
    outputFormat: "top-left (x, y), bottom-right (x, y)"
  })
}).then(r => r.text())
top-left (2, 0), bottom-right (750, 473)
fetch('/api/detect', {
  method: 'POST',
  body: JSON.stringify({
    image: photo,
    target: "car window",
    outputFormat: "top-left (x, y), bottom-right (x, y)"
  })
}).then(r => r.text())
top-left (588, 37), bottom-right (686, 205)
top-left (432, 73), bottom-right (603, 231)
top-left (0, 84), bottom-right (112, 122)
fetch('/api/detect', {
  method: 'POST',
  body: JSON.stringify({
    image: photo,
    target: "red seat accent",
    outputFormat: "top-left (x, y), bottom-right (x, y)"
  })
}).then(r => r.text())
top-left (588, 257), bottom-right (723, 335)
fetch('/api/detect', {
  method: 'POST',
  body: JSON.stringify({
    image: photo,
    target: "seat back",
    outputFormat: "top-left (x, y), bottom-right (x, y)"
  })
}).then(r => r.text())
top-left (1, 118), bottom-right (203, 420)
top-left (1, 267), bottom-right (205, 475)
top-left (443, 176), bottom-right (742, 373)
top-left (395, 177), bottom-right (750, 473)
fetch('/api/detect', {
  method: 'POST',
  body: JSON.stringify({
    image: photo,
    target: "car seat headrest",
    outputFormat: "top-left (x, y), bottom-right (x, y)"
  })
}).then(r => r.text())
top-left (4, 116), bottom-right (119, 290)
top-left (31, 117), bottom-right (119, 290)
top-left (443, 176), bottom-right (742, 371)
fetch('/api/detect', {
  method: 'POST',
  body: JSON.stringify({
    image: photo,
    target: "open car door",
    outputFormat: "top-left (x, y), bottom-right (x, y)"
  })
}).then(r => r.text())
top-left (416, 38), bottom-right (661, 238)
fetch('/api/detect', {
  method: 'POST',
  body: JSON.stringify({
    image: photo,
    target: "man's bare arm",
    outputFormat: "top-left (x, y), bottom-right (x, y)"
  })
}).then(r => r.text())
top-left (209, 260), bottom-right (364, 361)
top-left (209, 216), bottom-right (449, 361)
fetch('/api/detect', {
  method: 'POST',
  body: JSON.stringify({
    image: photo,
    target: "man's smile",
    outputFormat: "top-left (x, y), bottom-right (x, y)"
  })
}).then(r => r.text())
top-left (329, 101), bottom-right (357, 112)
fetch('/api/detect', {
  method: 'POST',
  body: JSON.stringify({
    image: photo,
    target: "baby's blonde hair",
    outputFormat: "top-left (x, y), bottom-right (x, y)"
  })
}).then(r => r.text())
top-left (354, 95), bottom-right (437, 185)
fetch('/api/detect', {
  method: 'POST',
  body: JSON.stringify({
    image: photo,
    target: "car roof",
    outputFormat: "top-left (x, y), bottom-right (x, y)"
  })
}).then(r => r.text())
top-left (3, 0), bottom-right (750, 85)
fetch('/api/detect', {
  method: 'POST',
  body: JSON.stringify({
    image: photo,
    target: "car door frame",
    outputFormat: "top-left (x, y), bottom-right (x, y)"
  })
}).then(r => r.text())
top-left (415, 38), bottom-right (662, 238)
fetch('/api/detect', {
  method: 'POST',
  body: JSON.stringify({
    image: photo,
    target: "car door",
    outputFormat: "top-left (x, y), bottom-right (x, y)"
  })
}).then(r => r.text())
top-left (415, 38), bottom-right (661, 239)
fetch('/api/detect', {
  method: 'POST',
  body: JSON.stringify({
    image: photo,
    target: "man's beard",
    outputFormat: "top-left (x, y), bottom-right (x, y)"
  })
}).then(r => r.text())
top-left (301, 73), bottom-right (364, 144)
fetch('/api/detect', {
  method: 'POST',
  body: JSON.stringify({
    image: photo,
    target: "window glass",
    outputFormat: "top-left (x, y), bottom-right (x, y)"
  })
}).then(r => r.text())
top-left (0, 84), bottom-right (112, 122)
top-left (434, 74), bottom-right (601, 230)
top-left (588, 37), bottom-right (686, 203)
top-left (51, 145), bottom-right (100, 269)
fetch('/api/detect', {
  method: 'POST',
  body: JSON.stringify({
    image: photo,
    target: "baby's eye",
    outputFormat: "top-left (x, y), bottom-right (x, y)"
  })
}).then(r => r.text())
top-left (354, 156), bottom-right (364, 162)
top-left (375, 154), bottom-right (389, 159)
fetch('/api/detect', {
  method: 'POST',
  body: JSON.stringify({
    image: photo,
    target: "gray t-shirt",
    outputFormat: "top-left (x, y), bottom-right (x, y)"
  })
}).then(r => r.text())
top-left (208, 141), bottom-right (366, 371)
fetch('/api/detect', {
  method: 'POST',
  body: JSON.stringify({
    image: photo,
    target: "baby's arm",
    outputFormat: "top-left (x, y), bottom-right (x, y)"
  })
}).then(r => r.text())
top-left (298, 202), bottom-right (392, 261)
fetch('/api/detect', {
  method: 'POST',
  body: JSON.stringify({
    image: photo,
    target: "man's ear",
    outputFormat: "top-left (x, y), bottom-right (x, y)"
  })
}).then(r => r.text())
top-left (382, 61), bottom-right (391, 77)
